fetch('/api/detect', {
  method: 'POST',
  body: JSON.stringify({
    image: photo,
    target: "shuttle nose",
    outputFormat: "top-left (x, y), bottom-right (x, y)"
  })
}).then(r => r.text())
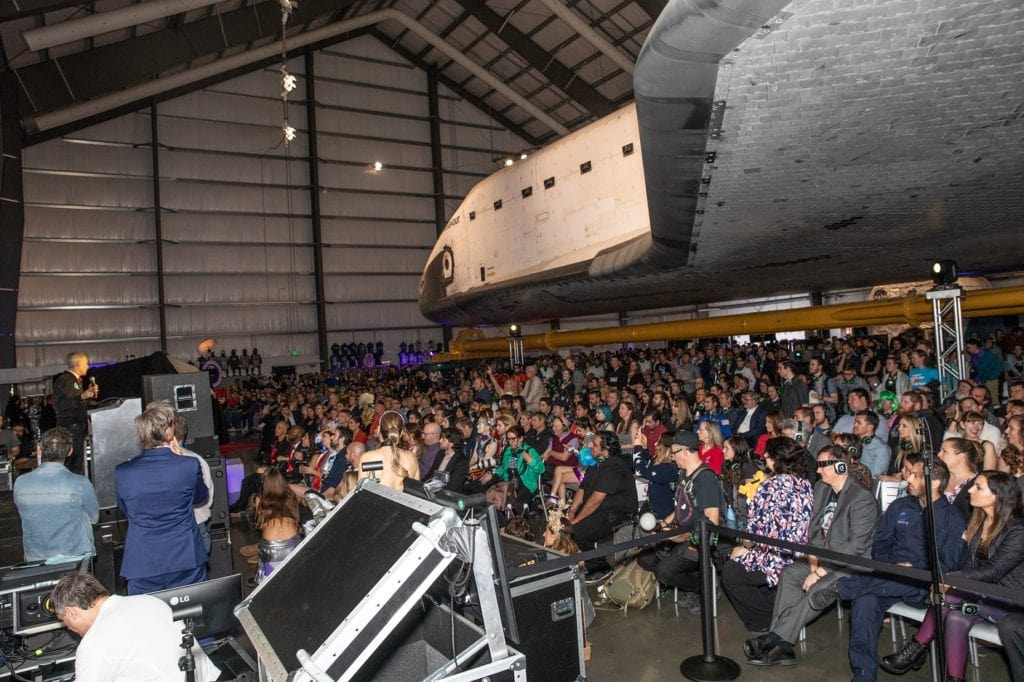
top-left (418, 249), bottom-right (448, 317)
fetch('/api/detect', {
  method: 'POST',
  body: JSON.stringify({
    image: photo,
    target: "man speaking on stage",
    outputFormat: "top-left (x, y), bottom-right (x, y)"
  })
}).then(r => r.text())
top-left (53, 352), bottom-right (98, 474)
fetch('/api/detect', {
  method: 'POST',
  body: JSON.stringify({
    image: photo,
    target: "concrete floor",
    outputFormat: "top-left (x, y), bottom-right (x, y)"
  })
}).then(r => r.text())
top-left (584, 586), bottom-right (1010, 682)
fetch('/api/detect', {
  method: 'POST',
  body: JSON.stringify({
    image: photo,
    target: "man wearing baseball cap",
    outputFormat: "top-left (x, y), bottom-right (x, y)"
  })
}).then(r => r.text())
top-left (637, 430), bottom-right (724, 612)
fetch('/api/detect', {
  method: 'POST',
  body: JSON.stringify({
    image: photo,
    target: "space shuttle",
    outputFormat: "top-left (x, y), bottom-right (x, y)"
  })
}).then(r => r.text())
top-left (419, 103), bottom-right (653, 325)
top-left (418, 0), bottom-right (795, 326)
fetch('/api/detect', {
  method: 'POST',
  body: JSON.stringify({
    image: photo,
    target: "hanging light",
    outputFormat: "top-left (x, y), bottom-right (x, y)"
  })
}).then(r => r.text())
top-left (520, 152), bottom-right (528, 160)
top-left (283, 124), bottom-right (296, 142)
top-left (281, 68), bottom-right (297, 93)
top-left (373, 161), bottom-right (383, 172)
top-left (504, 158), bottom-right (514, 167)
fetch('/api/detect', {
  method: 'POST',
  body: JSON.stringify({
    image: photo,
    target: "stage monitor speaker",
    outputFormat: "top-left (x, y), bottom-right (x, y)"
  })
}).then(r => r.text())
top-left (142, 372), bottom-right (217, 457)
top-left (206, 456), bottom-right (229, 528)
top-left (208, 525), bottom-right (234, 579)
top-left (88, 398), bottom-right (143, 510)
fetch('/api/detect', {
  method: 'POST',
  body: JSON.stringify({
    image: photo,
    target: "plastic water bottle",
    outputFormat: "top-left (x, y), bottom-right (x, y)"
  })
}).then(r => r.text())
top-left (725, 505), bottom-right (737, 530)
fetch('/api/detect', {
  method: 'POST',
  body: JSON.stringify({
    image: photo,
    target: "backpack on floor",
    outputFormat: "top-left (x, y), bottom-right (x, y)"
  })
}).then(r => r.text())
top-left (602, 558), bottom-right (657, 612)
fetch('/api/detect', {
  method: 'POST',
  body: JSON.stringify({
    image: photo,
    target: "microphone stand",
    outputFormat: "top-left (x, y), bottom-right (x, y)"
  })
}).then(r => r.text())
top-left (178, 617), bottom-right (197, 682)
top-left (918, 420), bottom-right (946, 676)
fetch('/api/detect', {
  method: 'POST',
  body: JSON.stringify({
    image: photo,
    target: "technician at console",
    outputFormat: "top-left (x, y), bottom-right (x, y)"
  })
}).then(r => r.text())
top-left (51, 572), bottom-right (219, 681)
top-left (116, 400), bottom-right (209, 594)
top-left (13, 427), bottom-right (99, 561)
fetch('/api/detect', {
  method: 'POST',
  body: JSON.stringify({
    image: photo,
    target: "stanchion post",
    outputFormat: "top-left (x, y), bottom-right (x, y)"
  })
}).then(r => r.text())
top-left (679, 518), bottom-right (740, 681)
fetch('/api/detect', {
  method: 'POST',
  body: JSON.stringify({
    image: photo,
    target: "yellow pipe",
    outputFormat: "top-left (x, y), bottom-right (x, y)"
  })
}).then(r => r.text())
top-left (439, 286), bottom-right (1024, 359)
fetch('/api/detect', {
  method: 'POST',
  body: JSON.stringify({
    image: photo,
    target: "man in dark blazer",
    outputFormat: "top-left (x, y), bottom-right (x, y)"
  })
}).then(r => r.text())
top-left (743, 445), bottom-right (880, 667)
top-left (52, 352), bottom-right (98, 474)
top-left (115, 400), bottom-right (209, 595)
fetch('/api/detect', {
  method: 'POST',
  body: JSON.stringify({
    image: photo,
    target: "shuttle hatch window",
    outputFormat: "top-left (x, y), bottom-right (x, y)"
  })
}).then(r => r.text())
top-left (469, 211), bottom-right (476, 221)
top-left (521, 187), bottom-right (533, 198)
top-left (494, 200), bottom-right (502, 210)
top-left (544, 177), bottom-right (555, 190)
top-left (580, 161), bottom-right (592, 174)
top-left (622, 143), bottom-right (634, 156)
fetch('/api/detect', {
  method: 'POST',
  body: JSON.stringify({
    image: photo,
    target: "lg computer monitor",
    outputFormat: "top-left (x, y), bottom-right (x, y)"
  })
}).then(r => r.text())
top-left (149, 574), bottom-right (243, 640)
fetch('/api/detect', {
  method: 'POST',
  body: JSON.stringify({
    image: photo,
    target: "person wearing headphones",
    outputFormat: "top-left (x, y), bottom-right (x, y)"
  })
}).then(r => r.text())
top-left (568, 431), bottom-right (638, 577)
top-left (810, 455), bottom-right (966, 682)
top-left (744, 445), bottom-right (879, 667)
top-left (852, 410), bottom-right (892, 479)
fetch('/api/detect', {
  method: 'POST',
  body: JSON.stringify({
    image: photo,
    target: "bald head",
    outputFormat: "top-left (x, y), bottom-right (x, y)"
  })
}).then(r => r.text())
top-left (346, 441), bottom-right (366, 467)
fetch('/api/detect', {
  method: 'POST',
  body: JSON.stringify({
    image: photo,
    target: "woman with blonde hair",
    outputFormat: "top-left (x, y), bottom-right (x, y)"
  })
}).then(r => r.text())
top-left (359, 411), bottom-right (419, 491)
top-left (697, 419), bottom-right (725, 474)
top-left (999, 415), bottom-right (1024, 486)
top-left (878, 414), bottom-right (923, 482)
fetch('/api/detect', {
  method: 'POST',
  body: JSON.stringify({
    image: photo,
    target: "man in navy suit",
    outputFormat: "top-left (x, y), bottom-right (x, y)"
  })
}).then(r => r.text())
top-left (115, 400), bottom-right (209, 595)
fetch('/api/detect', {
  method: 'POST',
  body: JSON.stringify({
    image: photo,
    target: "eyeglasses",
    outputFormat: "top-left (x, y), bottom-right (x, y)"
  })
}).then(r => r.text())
top-left (816, 459), bottom-right (842, 468)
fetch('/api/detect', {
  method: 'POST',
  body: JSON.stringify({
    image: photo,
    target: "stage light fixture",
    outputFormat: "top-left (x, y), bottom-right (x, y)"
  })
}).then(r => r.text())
top-left (931, 259), bottom-right (958, 287)
top-left (504, 158), bottom-right (514, 167)
top-left (281, 69), bottom-right (297, 93)
top-left (520, 153), bottom-right (528, 160)
top-left (282, 125), bottom-right (296, 142)
top-left (373, 161), bottom-right (383, 172)
top-left (509, 324), bottom-right (521, 336)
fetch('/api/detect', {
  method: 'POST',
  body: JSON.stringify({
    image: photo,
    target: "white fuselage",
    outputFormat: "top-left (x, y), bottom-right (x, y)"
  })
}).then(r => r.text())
top-left (419, 103), bottom-right (649, 315)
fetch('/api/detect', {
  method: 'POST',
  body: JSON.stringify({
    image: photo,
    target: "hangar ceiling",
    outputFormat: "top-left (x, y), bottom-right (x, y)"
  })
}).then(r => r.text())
top-left (1, 0), bottom-right (657, 145)
top-left (2, 0), bottom-right (1023, 329)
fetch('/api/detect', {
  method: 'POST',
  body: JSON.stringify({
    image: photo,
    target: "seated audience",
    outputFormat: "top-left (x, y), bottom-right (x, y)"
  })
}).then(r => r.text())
top-left (882, 471), bottom-right (1023, 682)
top-left (743, 446), bottom-right (879, 667)
top-left (819, 456), bottom-right (966, 682)
top-left (723, 438), bottom-right (815, 633)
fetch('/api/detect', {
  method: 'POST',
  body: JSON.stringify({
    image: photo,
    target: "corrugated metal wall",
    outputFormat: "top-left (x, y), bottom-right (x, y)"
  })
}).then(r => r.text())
top-left (16, 34), bottom-right (528, 368)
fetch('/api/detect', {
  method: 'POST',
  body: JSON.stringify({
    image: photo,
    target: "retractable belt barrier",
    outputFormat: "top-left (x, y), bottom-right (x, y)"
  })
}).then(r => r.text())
top-left (509, 518), bottom-right (1024, 609)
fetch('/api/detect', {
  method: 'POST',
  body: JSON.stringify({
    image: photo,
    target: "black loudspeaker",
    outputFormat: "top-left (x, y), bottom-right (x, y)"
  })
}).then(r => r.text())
top-left (500, 535), bottom-right (585, 682)
top-left (93, 519), bottom-right (128, 594)
top-left (142, 372), bottom-right (218, 457)
top-left (208, 525), bottom-right (234, 579)
top-left (206, 456), bottom-right (230, 529)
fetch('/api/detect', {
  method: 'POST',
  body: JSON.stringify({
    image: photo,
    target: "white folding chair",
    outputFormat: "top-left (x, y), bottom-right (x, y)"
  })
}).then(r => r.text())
top-left (886, 602), bottom-right (940, 682)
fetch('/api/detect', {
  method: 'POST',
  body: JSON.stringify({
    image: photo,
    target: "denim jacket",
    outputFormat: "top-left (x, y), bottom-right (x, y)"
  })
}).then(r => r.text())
top-left (13, 462), bottom-right (99, 561)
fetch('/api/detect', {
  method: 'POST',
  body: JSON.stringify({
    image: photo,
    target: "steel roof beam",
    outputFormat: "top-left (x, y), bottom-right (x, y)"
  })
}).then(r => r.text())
top-left (372, 29), bottom-right (544, 148)
top-left (450, 0), bottom-right (614, 118)
top-left (14, 0), bottom-right (353, 114)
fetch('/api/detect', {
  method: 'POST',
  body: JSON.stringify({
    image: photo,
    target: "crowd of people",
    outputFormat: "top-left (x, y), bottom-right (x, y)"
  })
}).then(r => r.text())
top-left (7, 326), bottom-right (1024, 681)
top-left (216, 326), bottom-right (1024, 681)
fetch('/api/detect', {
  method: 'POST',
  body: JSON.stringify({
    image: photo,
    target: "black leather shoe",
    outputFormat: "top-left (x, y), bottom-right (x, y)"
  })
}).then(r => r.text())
top-left (749, 643), bottom-right (796, 667)
top-left (809, 580), bottom-right (840, 611)
top-left (743, 633), bottom-right (776, 661)
top-left (880, 640), bottom-right (928, 675)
